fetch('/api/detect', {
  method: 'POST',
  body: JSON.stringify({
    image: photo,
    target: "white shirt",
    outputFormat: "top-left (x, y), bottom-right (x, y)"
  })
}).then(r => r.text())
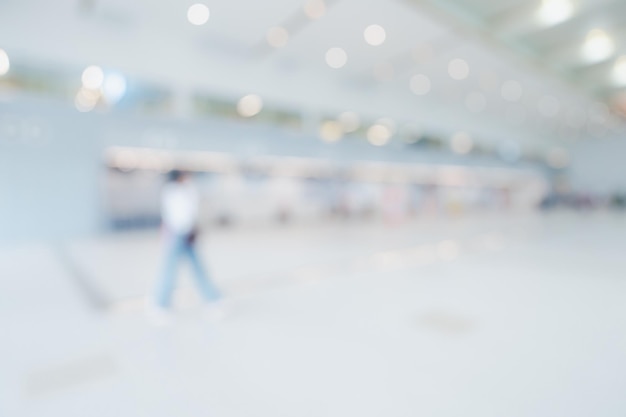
top-left (161, 182), bottom-right (199, 235)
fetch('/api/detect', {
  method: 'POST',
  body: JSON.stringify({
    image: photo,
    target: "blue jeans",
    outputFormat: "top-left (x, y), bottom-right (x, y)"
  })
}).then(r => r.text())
top-left (156, 233), bottom-right (221, 308)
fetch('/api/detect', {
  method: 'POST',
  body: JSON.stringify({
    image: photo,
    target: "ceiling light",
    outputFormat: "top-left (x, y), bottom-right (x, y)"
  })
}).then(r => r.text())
top-left (501, 80), bottom-right (523, 102)
top-left (364, 24), bottom-right (386, 46)
top-left (537, 0), bottom-right (573, 26)
top-left (450, 132), bottom-right (473, 154)
top-left (78, 87), bottom-right (100, 102)
top-left (410, 74), bottom-right (431, 96)
top-left (304, 0), bottom-right (326, 19)
top-left (612, 56), bottom-right (626, 85)
top-left (81, 65), bottom-right (104, 90)
top-left (367, 124), bottom-right (392, 146)
top-left (338, 111), bottom-right (360, 132)
top-left (187, 4), bottom-right (210, 26)
top-left (0, 49), bottom-right (9, 76)
top-left (325, 47), bottom-right (347, 69)
top-left (319, 121), bottom-right (343, 143)
top-left (75, 88), bottom-right (100, 112)
top-left (102, 73), bottom-right (127, 104)
top-left (376, 117), bottom-right (396, 133)
top-left (448, 59), bottom-right (469, 80)
top-left (267, 27), bottom-right (289, 48)
top-left (237, 94), bottom-right (263, 117)
top-left (582, 29), bottom-right (614, 63)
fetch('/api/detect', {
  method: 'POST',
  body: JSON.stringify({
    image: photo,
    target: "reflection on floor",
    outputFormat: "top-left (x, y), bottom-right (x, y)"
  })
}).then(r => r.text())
top-left (1, 213), bottom-right (626, 417)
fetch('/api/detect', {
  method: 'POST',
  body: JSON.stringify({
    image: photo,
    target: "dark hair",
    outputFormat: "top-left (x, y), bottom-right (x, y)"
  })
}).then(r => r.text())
top-left (167, 170), bottom-right (185, 182)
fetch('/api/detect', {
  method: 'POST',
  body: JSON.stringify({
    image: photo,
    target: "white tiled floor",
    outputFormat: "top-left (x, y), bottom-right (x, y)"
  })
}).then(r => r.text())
top-left (1, 212), bottom-right (626, 417)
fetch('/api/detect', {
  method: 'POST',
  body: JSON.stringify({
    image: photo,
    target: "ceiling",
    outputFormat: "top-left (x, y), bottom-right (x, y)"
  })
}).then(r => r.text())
top-left (0, 0), bottom-right (624, 153)
top-left (416, 0), bottom-right (626, 97)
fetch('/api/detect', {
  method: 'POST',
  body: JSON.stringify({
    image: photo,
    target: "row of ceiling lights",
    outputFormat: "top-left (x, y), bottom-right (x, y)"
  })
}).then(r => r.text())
top-left (407, 61), bottom-right (584, 131)
top-left (185, 1), bottom-right (385, 69)
top-left (585, 31), bottom-right (626, 87)
top-left (75, 65), bottom-right (127, 112)
top-left (0, 47), bottom-right (127, 113)
top-left (536, 0), bottom-right (626, 85)
top-left (252, 1), bottom-right (583, 124)
top-left (0, 59), bottom-right (116, 113)
top-left (0, 2), bottom-right (612, 139)
top-left (1, 61), bottom-right (607, 136)
top-left (321, 24), bottom-right (387, 68)
top-left (320, 112), bottom-right (483, 157)
top-left (233, 93), bottom-right (476, 153)
top-left (3, 2), bottom-right (622, 90)
top-left (320, 114), bottom-right (569, 169)
top-left (236, 93), bottom-right (602, 157)
top-left (321, 118), bottom-right (489, 160)
top-left (261, 0), bottom-right (626, 89)
top-left (181, 1), bottom-right (618, 126)
top-left (0, 51), bottom-right (566, 167)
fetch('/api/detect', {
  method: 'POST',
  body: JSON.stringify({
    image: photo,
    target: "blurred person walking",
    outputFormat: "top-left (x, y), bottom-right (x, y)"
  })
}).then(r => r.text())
top-left (148, 170), bottom-right (222, 324)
